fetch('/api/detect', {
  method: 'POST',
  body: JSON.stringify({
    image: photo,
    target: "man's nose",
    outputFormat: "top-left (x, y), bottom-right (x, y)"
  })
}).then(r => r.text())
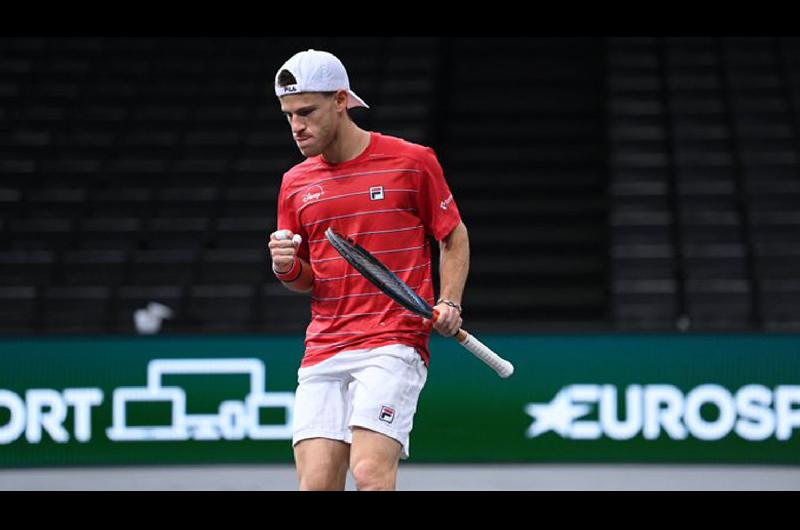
top-left (291, 116), bottom-right (305, 133)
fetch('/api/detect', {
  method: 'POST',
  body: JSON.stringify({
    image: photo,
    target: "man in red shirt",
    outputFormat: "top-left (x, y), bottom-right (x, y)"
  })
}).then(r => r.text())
top-left (268, 49), bottom-right (469, 491)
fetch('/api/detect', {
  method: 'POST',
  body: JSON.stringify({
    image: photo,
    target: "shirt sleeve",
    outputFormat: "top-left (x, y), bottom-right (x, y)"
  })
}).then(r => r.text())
top-left (276, 175), bottom-right (311, 263)
top-left (416, 147), bottom-right (462, 241)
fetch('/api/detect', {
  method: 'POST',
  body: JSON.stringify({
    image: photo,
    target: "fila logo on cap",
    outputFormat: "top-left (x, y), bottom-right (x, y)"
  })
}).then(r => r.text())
top-left (283, 85), bottom-right (298, 93)
top-left (370, 186), bottom-right (385, 201)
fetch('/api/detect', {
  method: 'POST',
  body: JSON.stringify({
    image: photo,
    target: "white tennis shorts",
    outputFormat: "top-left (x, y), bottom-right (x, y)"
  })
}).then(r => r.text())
top-left (292, 343), bottom-right (428, 459)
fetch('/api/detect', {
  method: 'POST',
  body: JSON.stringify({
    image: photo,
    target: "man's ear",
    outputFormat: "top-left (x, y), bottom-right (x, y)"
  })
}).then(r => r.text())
top-left (335, 90), bottom-right (349, 112)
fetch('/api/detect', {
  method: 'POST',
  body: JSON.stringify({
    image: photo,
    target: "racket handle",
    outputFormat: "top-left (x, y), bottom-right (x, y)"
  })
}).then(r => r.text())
top-left (456, 329), bottom-right (515, 378)
top-left (431, 310), bottom-right (514, 378)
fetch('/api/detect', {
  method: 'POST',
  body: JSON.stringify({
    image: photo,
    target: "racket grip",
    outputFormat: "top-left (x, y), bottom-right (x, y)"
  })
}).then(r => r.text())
top-left (432, 310), bottom-right (514, 378)
top-left (456, 329), bottom-right (515, 379)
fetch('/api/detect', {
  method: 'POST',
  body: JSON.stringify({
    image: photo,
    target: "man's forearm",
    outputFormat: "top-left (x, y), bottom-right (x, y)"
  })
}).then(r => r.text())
top-left (274, 257), bottom-right (314, 293)
top-left (438, 222), bottom-right (470, 305)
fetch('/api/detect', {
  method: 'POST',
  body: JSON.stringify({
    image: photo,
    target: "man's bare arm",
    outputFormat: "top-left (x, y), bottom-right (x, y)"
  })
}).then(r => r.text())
top-left (431, 221), bottom-right (469, 336)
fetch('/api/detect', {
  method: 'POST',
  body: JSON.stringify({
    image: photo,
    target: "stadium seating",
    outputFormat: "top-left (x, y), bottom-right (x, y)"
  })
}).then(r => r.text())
top-left (2, 37), bottom-right (798, 334)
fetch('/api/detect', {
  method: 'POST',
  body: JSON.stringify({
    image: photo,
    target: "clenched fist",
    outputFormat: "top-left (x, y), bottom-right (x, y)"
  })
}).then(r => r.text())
top-left (269, 229), bottom-right (303, 273)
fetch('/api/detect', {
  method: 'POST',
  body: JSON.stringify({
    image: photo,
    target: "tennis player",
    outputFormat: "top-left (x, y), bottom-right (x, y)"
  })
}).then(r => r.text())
top-left (268, 49), bottom-right (469, 491)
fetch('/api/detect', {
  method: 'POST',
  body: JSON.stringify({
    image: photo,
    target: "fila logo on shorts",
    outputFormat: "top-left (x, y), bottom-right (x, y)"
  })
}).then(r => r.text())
top-left (370, 186), bottom-right (385, 201)
top-left (379, 405), bottom-right (395, 424)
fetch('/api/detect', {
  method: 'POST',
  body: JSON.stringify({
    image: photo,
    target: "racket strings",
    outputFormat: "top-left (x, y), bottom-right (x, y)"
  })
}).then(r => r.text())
top-left (325, 228), bottom-right (434, 319)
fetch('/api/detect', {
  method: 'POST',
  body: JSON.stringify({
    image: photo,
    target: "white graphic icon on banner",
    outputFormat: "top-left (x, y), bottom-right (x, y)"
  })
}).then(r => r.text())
top-left (106, 359), bottom-right (294, 441)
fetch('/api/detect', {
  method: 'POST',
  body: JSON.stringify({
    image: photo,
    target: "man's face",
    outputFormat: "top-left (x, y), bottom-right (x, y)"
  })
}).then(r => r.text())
top-left (279, 91), bottom-right (342, 157)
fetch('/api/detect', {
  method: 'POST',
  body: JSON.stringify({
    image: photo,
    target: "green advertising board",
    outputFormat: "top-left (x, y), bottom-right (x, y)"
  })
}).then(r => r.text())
top-left (0, 334), bottom-right (798, 467)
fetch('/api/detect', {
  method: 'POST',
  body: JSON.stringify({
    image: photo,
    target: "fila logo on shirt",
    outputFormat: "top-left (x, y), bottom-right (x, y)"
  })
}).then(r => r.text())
top-left (379, 405), bottom-right (395, 424)
top-left (370, 186), bottom-right (385, 201)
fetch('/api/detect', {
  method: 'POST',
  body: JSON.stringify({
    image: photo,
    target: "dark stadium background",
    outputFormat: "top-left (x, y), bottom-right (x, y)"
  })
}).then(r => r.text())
top-left (1, 37), bottom-right (798, 490)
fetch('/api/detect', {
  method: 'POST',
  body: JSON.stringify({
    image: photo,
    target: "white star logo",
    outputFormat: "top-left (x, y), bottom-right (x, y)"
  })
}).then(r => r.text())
top-left (525, 388), bottom-right (592, 438)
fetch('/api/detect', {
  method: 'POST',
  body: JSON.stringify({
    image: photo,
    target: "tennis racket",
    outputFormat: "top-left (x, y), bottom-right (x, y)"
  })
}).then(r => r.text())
top-left (324, 227), bottom-right (514, 378)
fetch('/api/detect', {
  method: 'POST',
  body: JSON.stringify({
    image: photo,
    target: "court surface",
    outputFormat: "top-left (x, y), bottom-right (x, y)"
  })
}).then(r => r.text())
top-left (1, 464), bottom-right (797, 490)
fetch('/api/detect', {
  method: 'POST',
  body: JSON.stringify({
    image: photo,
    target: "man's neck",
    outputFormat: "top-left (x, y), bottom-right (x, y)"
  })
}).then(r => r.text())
top-left (322, 122), bottom-right (371, 165)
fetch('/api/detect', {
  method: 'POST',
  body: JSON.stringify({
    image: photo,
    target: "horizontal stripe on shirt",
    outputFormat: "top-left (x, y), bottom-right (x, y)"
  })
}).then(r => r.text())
top-left (286, 168), bottom-right (423, 200)
top-left (302, 208), bottom-right (417, 228)
top-left (297, 188), bottom-right (418, 216)
top-left (312, 244), bottom-right (427, 265)
top-left (308, 225), bottom-right (424, 244)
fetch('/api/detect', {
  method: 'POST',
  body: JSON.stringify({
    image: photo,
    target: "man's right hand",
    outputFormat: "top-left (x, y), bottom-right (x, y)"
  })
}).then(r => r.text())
top-left (269, 229), bottom-right (302, 273)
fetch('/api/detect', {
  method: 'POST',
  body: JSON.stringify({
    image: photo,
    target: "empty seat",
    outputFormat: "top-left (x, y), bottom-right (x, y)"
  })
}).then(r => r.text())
top-left (90, 188), bottom-right (155, 218)
top-left (58, 249), bottom-right (128, 286)
top-left (7, 218), bottom-right (74, 251)
top-left (683, 243), bottom-right (748, 279)
top-left (199, 249), bottom-right (266, 284)
top-left (146, 217), bottom-right (210, 250)
top-left (1, 130), bottom-right (50, 149)
top-left (214, 217), bottom-right (275, 249)
top-left (56, 131), bottom-right (115, 150)
top-left (0, 188), bottom-right (23, 221)
top-left (612, 244), bottom-right (676, 280)
top-left (0, 286), bottom-right (38, 331)
top-left (221, 187), bottom-right (276, 217)
top-left (39, 158), bottom-right (103, 186)
top-left (754, 242), bottom-right (800, 279)
top-left (106, 59), bottom-right (150, 76)
top-left (109, 157), bottom-right (167, 175)
top-left (613, 279), bottom-right (678, 325)
top-left (465, 284), bottom-right (606, 321)
top-left (41, 285), bottom-right (111, 331)
top-left (72, 105), bottom-right (128, 124)
top-left (107, 158), bottom-right (167, 187)
top-left (82, 81), bottom-right (138, 101)
top-left (232, 157), bottom-right (289, 176)
top-left (184, 130), bottom-right (240, 147)
top-left (128, 249), bottom-right (197, 286)
top-left (22, 105), bottom-right (67, 124)
top-left (187, 284), bottom-right (256, 330)
top-left (685, 279), bottom-right (752, 329)
top-left (761, 279), bottom-right (800, 328)
top-left (155, 187), bottom-right (219, 217)
top-left (121, 130), bottom-right (179, 149)
top-left (469, 254), bottom-right (602, 285)
top-left (130, 105), bottom-right (191, 124)
top-left (78, 217), bottom-right (143, 250)
top-left (611, 209), bottom-right (673, 245)
top-left (26, 188), bottom-right (87, 218)
top-left (0, 250), bottom-right (54, 287)
top-left (193, 105), bottom-right (248, 124)
top-left (679, 209), bottom-right (743, 244)
top-left (171, 158), bottom-right (229, 175)
top-left (260, 284), bottom-right (312, 332)
top-left (170, 159), bottom-right (228, 186)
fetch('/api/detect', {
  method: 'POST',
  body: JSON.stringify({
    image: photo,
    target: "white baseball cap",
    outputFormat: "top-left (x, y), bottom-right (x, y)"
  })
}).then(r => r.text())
top-left (275, 49), bottom-right (369, 109)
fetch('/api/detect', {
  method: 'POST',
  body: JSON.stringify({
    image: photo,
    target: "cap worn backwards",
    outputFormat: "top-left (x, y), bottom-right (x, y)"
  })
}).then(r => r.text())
top-left (274, 49), bottom-right (369, 109)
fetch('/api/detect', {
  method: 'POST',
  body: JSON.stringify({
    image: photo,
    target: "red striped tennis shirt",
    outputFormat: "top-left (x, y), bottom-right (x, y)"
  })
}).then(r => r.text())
top-left (277, 131), bottom-right (462, 368)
